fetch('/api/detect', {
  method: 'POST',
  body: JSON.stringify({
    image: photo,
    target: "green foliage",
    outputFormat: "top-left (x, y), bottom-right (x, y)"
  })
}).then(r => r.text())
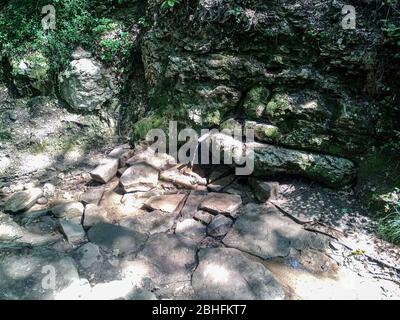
top-left (0, 0), bottom-right (139, 80)
top-left (378, 188), bottom-right (400, 244)
top-left (226, 6), bottom-right (243, 23)
top-left (0, 0), bottom-right (97, 74)
top-left (161, 0), bottom-right (181, 10)
top-left (381, 130), bottom-right (400, 152)
top-left (0, 129), bottom-right (11, 141)
top-left (382, 22), bottom-right (400, 47)
top-left (92, 17), bottom-right (136, 68)
top-left (138, 17), bottom-right (150, 28)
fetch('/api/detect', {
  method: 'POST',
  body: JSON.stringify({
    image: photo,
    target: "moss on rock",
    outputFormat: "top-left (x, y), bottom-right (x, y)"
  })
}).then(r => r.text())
top-left (243, 86), bottom-right (270, 120)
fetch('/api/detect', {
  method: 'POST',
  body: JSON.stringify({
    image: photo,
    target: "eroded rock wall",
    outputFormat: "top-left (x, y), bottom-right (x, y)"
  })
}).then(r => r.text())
top-left (139, 0), bottom-right (400, 159)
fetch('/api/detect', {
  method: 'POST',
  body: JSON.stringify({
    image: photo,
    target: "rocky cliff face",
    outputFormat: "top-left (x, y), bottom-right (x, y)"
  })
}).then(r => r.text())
top-left (0, 0), bottom-right (399, 190)
top-left (139, 0), bottom-right (400, 160)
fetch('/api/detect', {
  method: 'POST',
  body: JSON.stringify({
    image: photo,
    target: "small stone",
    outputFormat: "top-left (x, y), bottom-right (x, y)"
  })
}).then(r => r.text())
top-left (8, 110), bottom-right (17, 121)
top-left (4, 188), bottom-right (43, 214)
top-left (108, 146), bottom-right (134, 168)
top-left (194, 210), bottom-right (214, 224)
top-left (207, 174), bottom-right (235, 192)
top-left (207, 214), bottom-right (233, 238)
top-left (120, 163), bottom-right (159, 192)
top-left (127, 149), bottom-right (176, 171)
top-left (80, 187), bottom-right (105, 205)
top-left (59, 219), bottom-right (86, 244)
top-left (51, 202), bottom-right (84, 219)
top-left (144, 194), bottom-right (186, 213)
top-left (200, 193), bottom-right (242, 217)
top-left (90, 158), bottom-right (119, 184)
top-left (175, 219), bottom-right (207, 242)
top-left (248, 177), bottom-right (279, 202)
top-left (83, 204), bottom-right (110, 228)
top-left (36, 197), bottom-right (48, 205)
top-left (160, 168), bottom-right (207, 190)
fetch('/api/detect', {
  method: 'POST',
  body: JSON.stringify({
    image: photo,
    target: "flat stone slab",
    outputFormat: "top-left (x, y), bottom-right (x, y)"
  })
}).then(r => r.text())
top-left (90, 158), bottom-right (119, 184)
top-left (175, 219), bottom-right (207, 242)
top-left (223, 203), bottom-right (329, 259)
top-left (144, 194), bottom-right (186, 213)
top-left (59, 219), bottom-right (86, 244)
top-left (0, 247), bottom-right (79, 300)
top-left (120, 163), bottom-right (159, 192)
top-left (83, 204), bottom-right (110, 228)
top-left (192, 247), bottom-right (285, 300)
top-left (4, 188), bottom-right (43, 214)
top-left (194, 210), bottom-right (214, 224)
top-left (87, 223), bottom-right (147, 255)
top-left (51, 202), bottom-right (84, 219)
top-left (199, 193), bottom-right (242, 217)
top-left (108, 146), bottom-right (134, 167)
top-left (137, 233), bottom-right (198, 284)
top-left (207, 214), bottom-right (233, 238)
top-left (119, 210), bottom-right (176, 235)
top-left (80, 187), bottom-right (105, 205)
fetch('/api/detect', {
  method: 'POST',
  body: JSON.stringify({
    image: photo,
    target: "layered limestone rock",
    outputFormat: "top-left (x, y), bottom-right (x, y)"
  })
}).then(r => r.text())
top-left (138, 0), bottom-right (397, 159)
top-left (209, 133), bottom-right (356, 187)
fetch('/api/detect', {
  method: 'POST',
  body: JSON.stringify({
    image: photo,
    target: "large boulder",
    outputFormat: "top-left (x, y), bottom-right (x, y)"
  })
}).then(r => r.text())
top-left (192, 247), bottom-right (285, 300)
top-left (208, 133), bottom-right (357, 188)
top-left (59, 50), bottom-right (113, 111)
top-left (251, 142), bottom-right (357, 188)
top-left (223, 204), bottom-right (329, 259)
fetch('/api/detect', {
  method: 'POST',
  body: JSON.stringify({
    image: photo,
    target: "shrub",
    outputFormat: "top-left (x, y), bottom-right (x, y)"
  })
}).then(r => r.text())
top-left (377, 188), bottom-right (400, 244)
